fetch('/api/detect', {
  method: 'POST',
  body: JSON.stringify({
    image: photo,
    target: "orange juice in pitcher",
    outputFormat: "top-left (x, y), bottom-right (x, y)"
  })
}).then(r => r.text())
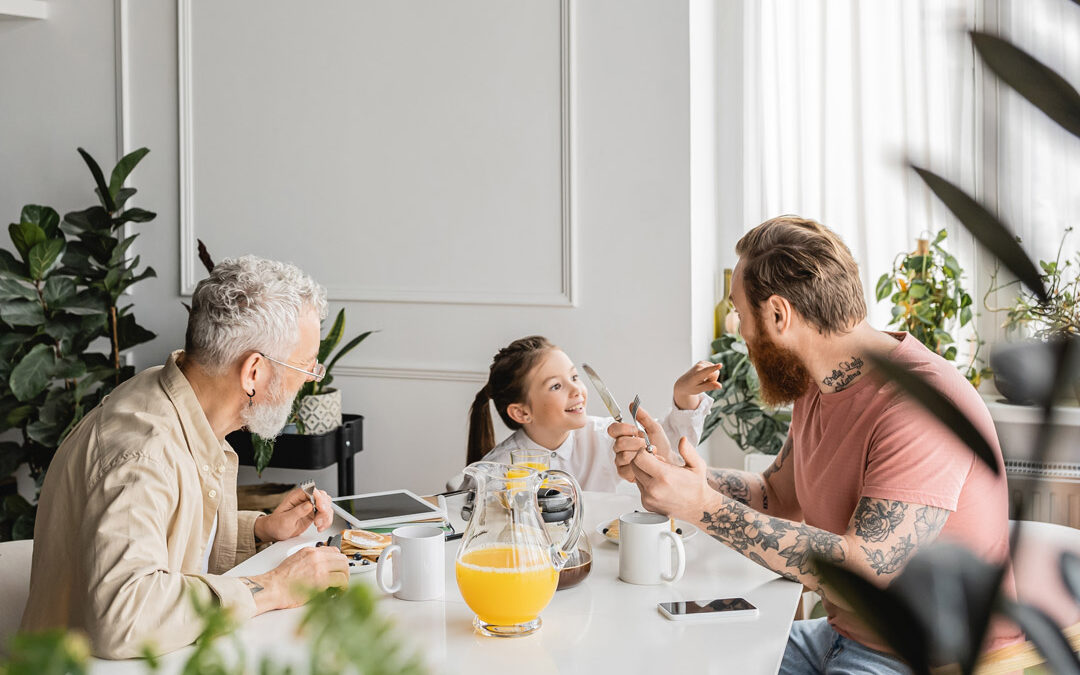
top-left (455, 461), bottom-right (583, 637)
top-left (456, 545), bottom-right (558, 626)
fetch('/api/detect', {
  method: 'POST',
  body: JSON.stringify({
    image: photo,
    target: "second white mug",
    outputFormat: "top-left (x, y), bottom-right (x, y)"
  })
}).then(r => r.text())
top-left (376, 525), bottom-right (445, 601)
top-left (618, 511), bottom-right (686, 585)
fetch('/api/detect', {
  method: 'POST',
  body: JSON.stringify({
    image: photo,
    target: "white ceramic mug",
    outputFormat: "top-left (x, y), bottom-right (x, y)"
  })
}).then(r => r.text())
top-left (376, 525), bottom-right (445, 601)
top-left (618, 511), bottom-right (686, 585)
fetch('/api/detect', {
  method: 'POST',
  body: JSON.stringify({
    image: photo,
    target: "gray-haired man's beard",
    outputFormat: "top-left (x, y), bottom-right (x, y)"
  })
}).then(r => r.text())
top-left (241, 375), bottom-right (295, 438)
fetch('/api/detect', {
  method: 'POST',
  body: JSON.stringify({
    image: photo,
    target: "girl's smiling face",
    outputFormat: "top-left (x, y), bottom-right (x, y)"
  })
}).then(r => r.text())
top-left (509, 349), bottom-right (588, 437)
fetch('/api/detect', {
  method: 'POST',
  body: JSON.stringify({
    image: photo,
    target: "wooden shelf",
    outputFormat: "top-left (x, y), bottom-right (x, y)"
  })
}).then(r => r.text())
top-left (0, 0), bottom-right (46, 19)
top-left (983, 394), bottom-right (1080, 427)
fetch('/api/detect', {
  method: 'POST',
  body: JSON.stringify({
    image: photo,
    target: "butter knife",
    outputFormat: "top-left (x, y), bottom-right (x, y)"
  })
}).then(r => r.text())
top-left (581, 363), bottom-right (623, 422)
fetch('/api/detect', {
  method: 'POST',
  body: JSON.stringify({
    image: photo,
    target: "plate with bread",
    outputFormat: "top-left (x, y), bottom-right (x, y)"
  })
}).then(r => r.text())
top-left (595, 516), bottom-right (697, 544)
top-left (286, 528), bottom-right (392, 573)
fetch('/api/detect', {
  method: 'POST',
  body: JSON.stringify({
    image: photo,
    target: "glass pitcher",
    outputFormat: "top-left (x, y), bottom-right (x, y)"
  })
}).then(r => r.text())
top-left (454, 461), bottom-right (583, 637)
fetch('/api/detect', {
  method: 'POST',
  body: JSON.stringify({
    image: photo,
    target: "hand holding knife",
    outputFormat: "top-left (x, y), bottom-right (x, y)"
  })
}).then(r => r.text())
top-left (582, 364), bottom-right (653, 454)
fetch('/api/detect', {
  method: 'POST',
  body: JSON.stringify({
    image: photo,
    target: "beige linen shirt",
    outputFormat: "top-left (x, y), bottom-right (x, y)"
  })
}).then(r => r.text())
top-left (21, 351), bottom-right (262, 658)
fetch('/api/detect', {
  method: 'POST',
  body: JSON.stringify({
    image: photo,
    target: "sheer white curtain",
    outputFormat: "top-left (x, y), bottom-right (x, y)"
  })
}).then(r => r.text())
top-left (995, 0), bottom-right (1080, 266)
top-left (743, 0), bottom-right (980, 332)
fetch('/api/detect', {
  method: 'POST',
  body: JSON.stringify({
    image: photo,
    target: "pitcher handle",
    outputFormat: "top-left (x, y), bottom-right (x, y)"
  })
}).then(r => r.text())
top-left (541, 469), bottom-right (584, 569)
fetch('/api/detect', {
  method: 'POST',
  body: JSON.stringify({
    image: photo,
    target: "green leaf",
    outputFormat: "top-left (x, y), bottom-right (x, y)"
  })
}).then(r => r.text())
top-left (944, 346), bottom-right (958, 361)
top-left (113, 187), bottom-right (137, 211)
top-left (933, 329), bottom-right (955, 345)
top-left (77, 147), bottom-right (116, 212)
top-left (27, 239), bottom-right (65, 280)
top-left (911, 165), bottom-right (1048, 304)
top-left (107, 234), bottom-right (139, 267)
top-left (960, 305), bottom-right (973, 327)
top-left (6, 404), bottom-right (33, 427)
top-left (115, 207), bottom-right (156, 225)
top-left (9, 343), bottom-right (57, 401)
top-left (63, 205), bottom-right (110, 233)
top-left (43, 276), bottom-right (77, 307)
top-left (875, 274), bottom-right (893, 302)
top-left (20, 205), bottom-right (61, 237)
top-left (58, 290), bottom-right (108, 316)
top-left (324, 330), bottom-right (375, 375)
top-left (318, 309), bottom-right (346, 364)
top-left (8, 220), bottom-right (46, 261)
top-left (53, 357), bottom-right (86, 380)
top-left (971, 31), bottom-right (1080, 140)
top-left (0, 441), bottom-right (25, 480)
top-left (253, 434), bottom-right (276, 475)
top-left (908, 283), bottom-right (928, 300)
top-left (0, 299), bottom-right (45, 326)
top-left (868, 353), bottom-right (999, 475)
top-left (932, 228), bottom-right (948, 245)
top-left (74, 370), bottom-right (110, 404)
top-left (115, 313), bottom-right (156, 351)
top-left (108, 147), bottom-right (149, 199)
top-left (0, 278), bottom-right (36, 302)
top-left (0, 249), bottom-right (29, 279)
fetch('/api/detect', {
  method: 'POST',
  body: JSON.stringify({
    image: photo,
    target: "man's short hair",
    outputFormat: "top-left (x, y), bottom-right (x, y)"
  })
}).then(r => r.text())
top-left (736, 215), bottom-right (866, 334)
top-left (185, 256), bottom-right (328, 373)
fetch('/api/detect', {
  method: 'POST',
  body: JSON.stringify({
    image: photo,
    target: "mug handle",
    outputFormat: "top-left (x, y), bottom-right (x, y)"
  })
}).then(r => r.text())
top-left (660, 530), bottom-right (685, 583)
top-left (376, 543), bottom-right (401, 594)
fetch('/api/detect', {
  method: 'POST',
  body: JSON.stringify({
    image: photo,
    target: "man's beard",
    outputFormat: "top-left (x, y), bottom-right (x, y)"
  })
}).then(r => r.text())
top-left (746, 322), bottom-right (811, 407)
top-left (240, 369), bottom-right (295, 438)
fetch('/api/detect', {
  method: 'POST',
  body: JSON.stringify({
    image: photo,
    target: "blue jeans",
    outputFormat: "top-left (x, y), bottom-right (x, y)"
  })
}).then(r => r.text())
top-left (780, 618), bottom-right (912, 675)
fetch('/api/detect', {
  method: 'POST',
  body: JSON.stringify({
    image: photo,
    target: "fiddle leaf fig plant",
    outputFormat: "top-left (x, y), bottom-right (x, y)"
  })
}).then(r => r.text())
top-left (0, 147), bottom-right (157, 541)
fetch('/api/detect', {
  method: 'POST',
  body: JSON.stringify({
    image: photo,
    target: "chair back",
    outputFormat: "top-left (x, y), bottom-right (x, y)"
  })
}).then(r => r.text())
top-left (0, 538), bottom-right (33, 655)
top-left (1010, 519), bottom-right (1080, 628)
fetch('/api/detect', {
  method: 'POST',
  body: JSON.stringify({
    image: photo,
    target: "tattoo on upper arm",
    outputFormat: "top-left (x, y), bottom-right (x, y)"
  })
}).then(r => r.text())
top-left (241, 577), bottom-right (264, 596)
top-left (757, 474), bottom-right (769, 511)
top-left (861, 535), bottom-right (916, 575)
top-left (853, 498), bottom-right (908, 542)
top-left (763, 438), bottom-right (792, 482)
top-left (822, 356), bottom-right (864, 392)
top-left (914, 505), bottom-right (949, 545)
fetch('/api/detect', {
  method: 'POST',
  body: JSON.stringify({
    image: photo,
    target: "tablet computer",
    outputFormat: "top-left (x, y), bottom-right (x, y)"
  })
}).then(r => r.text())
top-left (330, 489), bottom-right (444, 529)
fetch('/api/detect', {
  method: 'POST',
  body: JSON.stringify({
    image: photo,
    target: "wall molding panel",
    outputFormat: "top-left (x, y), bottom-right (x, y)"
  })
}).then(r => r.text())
top-left (177, 0), bottom-right (574, 308)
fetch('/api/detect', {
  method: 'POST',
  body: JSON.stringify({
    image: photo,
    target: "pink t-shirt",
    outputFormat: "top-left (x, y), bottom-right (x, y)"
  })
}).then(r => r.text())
top-left (789, 332), bottom-right (1021, 653)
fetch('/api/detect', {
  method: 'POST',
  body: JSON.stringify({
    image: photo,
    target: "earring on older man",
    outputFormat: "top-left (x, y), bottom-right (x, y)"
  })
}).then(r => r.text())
top-left (247, 389), bottom-right (255, 408)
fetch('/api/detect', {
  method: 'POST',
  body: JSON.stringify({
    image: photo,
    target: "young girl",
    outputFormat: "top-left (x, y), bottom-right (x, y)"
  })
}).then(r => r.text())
top-left (465, 335), bottom-right (721, 492)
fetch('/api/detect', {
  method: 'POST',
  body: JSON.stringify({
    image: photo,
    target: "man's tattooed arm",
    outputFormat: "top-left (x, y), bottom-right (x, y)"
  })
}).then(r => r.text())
top-left (698, 494), bottom-right (951, 604)
top-left (705, 469), bottom-right (767, 510)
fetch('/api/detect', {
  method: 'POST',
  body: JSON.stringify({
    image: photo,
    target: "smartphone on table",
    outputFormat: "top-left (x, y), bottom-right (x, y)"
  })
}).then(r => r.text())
top-left (658, 597), bottom-right (759, 621)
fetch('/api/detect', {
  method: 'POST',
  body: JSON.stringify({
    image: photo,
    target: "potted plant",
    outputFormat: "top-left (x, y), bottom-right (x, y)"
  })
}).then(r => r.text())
top-left (0, 147), bottom-right (158, 540)
top-left (875, 228), bottom-right (991, 387)
top-left (984, 226), bottom-right (1079, 403)
top-left (701, 332), bottom-right (791, 469)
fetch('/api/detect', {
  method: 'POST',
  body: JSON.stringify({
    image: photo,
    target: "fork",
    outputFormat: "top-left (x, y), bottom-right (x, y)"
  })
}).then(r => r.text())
top-left (628, 395), bottom-right (654, 454)
top-left (299, 479), bottom-right (317, 513)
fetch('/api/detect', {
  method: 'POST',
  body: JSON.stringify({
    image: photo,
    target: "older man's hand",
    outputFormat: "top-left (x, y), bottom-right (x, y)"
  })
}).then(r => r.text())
top-left (630, 436), bottom-right (712, 521)
top-left (254, 486), bottom-right (334, 543)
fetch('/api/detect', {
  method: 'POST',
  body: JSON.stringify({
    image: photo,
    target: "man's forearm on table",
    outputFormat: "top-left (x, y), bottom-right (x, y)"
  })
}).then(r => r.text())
top-left (692, 493), bottom-right (850, 607)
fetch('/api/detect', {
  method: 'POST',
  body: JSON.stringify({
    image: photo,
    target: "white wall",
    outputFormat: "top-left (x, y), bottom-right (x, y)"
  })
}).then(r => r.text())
top-left (1, 0), bottom-right (738, 497)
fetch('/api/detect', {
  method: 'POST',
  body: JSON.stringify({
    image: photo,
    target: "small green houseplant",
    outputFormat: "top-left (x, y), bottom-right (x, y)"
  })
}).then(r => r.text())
top-left (700, 332), bottom-right (791, 455)
top-left (875, 228), bottom-right (990, 387)
top-left (0, 147), bottom-right (158, 541)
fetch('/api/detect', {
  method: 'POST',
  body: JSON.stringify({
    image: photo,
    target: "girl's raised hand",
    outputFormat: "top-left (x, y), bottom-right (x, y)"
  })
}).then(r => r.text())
top-left (673, 361), bottom-right (723, 410)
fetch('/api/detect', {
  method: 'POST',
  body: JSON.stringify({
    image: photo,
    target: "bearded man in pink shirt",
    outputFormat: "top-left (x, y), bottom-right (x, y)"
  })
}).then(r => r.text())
top-left (611, 216), bottom-right (1020, 674)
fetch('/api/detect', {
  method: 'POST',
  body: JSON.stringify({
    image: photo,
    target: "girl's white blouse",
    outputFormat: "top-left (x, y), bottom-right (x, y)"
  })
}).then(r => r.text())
top-left (479, 395), bottom-right (712, 492)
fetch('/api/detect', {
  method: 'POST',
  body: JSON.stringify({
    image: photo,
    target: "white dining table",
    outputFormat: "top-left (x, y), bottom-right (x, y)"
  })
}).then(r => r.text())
top-left (90, 490), bottom-right (802, 675)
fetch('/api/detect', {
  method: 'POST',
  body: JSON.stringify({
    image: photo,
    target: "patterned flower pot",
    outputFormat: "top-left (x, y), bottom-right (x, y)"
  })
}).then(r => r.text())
top-left (296, 389), bottom-right (342, 435)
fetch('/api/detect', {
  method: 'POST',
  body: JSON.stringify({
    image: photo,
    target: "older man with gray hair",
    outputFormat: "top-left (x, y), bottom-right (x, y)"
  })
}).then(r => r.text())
top-left (21, 256), bottom-right (350, 659)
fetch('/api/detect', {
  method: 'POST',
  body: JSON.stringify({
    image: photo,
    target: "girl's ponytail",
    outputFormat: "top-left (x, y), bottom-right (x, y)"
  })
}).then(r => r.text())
top-left (466, 384), bottom-right (495, 465)
top-left (464, 335), bottom-right (555, 466)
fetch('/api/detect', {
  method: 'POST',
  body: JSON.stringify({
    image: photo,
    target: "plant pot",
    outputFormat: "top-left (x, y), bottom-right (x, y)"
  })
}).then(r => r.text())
top-left (296, 389), bottom-right (342, 435)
